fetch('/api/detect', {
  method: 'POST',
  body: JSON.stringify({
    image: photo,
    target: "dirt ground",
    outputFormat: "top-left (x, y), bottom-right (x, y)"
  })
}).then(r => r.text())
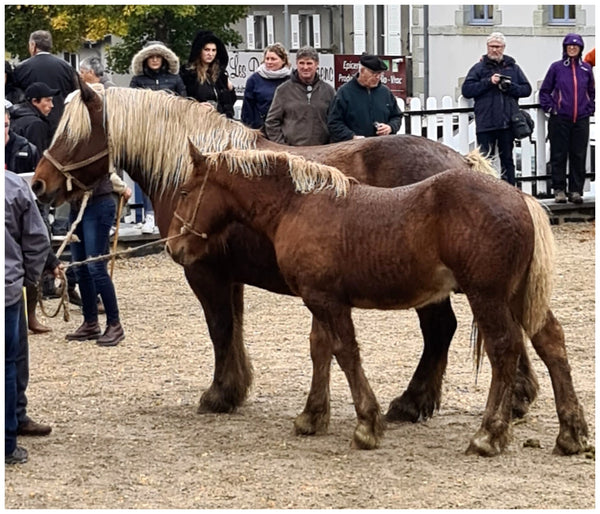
top-left (4, 221), bottom-right (595, 509)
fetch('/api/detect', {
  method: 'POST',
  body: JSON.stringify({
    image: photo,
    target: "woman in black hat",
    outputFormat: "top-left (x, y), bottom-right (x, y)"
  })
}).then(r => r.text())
top-left (181, 30), bottom-right (237, 118)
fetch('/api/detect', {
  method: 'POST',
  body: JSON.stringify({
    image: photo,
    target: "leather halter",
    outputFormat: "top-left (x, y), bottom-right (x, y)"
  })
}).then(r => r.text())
top-left (43, 148), bottom-right (109, 192)
top-left (172, 167), bottom-right (210, 240)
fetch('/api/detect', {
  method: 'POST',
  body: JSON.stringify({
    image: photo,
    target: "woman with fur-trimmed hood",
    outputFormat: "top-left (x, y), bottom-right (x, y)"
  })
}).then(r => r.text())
top-left (129, 41), bottom-right (186, 96)
top-left (180, 30), bottom-right (237, 118)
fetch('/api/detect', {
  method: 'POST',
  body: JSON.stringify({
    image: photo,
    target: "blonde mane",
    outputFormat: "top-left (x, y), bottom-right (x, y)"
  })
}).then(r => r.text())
top-left (52, 87), bottom-right (261, 195)
top-left (205, 149), bottom-right (353, 197)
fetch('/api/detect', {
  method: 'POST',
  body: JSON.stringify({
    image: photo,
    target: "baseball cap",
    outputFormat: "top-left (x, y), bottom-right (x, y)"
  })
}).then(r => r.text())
top-left (25, 82), bottom-right (60, 100)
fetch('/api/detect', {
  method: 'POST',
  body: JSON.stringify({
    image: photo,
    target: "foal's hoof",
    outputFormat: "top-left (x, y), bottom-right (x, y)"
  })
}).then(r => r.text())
top-left (351, 422), bottom-right (381, 450)
top-left (294, 411), bottom-right (329, 436)
top-left (465, 429), bottom-right (504, 457)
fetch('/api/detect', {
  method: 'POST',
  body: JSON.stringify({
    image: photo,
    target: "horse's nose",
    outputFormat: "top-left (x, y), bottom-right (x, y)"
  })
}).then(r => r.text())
top-left (31, 179), bottom-right (44, 197)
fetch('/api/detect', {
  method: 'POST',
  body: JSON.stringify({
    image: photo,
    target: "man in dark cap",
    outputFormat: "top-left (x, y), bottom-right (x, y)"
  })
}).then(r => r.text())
top-left (9, 82), bottom-right (59, 154)
top-left (327, 54), bottom-right (403, 142)
top-left (13, 30), bottom-right (76, 134)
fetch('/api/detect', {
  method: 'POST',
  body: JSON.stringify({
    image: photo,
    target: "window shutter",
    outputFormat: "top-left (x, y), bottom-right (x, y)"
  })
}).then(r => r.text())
top-left (246, 16), bottom-right (255, 50)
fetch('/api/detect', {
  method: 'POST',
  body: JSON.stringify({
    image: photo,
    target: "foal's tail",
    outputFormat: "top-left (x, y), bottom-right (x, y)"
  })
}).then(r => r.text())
top-left (464, 148), bottom-right (498, 177)
top-left (521, 195), bottom-right (555, 337)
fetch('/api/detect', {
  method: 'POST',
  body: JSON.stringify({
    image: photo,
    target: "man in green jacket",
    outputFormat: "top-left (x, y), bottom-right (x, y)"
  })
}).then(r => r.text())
top-left (327, 54), bottom-right (403, 142)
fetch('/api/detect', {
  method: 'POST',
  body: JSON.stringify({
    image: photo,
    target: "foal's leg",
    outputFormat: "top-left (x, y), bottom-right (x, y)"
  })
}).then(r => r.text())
top-left (294, 317), bottom-right (332, 435)
top-left (529, 310), bottom-right (590, 455)
top-left (386, 298), bottom-right (456, 422)
top-left (308, 302), bottom-right (384, 450)
top-left (465, 304), bottom-right (522, 457)
top-left (184, 266), bottom-right (252, 413)
top-left (512, 345), bottom-right (539, 419)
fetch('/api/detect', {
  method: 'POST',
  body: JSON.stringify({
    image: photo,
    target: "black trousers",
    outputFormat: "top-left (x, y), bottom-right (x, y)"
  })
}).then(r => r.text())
top-left (476, 128), bottom-right (516, 185)
top-left (548, 114), bottom-right (590, 195)
top-left (16, 299), bottom-right (29, 425)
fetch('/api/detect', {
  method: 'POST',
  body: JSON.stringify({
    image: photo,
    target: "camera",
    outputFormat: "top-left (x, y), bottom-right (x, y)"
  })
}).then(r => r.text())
top-left (497, 74), bottom-right (512, 92)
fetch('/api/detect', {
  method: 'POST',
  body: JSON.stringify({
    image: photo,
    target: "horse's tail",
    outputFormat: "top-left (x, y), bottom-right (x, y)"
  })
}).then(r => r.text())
top-left (464, 148), bottom-right (498, 177)
top-left (521, 195), bottom-right (555, 336)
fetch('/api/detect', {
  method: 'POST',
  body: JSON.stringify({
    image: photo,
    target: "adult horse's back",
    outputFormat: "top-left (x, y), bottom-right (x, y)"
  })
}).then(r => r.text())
top-left (31, 84), bottom-right (537, 420)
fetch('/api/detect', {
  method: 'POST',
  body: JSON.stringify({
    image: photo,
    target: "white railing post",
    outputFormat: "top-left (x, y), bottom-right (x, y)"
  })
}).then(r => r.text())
top-left (425, 97), bottom-right (438, 141)
top-left (441, 96), bottom-right (453, 147)
top-left (409, 97), bottom-right (422, 136)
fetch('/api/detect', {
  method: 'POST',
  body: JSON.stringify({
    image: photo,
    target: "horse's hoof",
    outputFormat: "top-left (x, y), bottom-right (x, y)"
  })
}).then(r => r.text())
top-left (553, 432), bottom-right (591, 456)
top-left (294, 411), bottom-right (329, 436)
top-left (465, 429), bottom-right (503, 457)
top-left (385, 392), bottom-right (436, 423)
top-left (351, 422), bottom-right (380, 450)
top-left (198, 388), bottom-right (238, 414)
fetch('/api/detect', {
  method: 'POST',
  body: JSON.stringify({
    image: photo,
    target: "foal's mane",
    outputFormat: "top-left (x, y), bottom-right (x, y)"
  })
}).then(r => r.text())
top-left (205, 150), bottom-right (353, 197)
top-left (53, 87), bottom-right (261, 195)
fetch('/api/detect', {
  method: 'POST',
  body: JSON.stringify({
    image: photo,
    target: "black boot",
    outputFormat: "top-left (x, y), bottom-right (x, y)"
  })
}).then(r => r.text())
top-left (66, 320), bottom-right (101, 341)
top-left (96, 322), bottom-right (125, 347)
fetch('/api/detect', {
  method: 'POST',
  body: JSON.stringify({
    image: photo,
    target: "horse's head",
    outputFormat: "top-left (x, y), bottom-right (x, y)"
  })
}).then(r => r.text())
top-left (32, 77), bottom-right (110, 206)
top-left (166, 140), bottom-right (231, 266)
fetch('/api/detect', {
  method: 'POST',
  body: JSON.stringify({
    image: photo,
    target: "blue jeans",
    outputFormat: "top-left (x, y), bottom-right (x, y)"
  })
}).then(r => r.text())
top-left (69, 195), bottom-right (120, 325)
top-left (5, 301), bottom-right (20, 455)
top-left (477, 128), bottom-right (516, 185)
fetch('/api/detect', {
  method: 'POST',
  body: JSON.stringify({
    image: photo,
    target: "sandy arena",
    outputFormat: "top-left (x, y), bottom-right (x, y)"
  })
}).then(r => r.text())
top-left (4, 221), bottom-right (595, 509)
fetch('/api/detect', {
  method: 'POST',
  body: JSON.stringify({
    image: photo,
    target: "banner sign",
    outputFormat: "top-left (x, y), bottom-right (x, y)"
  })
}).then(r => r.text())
top-left (334, 55), bottom-right (407, 98)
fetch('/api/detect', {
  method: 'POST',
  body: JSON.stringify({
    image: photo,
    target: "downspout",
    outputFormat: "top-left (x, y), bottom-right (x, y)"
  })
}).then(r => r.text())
top-left (284, 5), bottom-right (290, 50)
top-left (424, 4), bottom-right (429, 99)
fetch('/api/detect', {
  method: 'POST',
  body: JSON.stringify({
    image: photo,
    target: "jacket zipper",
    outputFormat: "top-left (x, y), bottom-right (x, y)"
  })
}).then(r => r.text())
top-left (571, 60), bottom-right (578, 123)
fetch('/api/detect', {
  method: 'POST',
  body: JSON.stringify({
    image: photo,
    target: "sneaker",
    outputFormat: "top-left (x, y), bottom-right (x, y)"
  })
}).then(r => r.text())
top-left (554, 190), bottom-right (567, 203)
top-left (141, 213), bottom-right (155, 234)
top-left (568, 192), bottom-right (583, 204)
top-left (5, 446), bottom-right (28, 465)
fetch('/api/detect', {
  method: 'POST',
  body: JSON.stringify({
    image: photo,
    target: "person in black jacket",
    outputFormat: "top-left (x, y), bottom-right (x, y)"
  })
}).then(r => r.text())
top-left (5, 61), bottom-right (25, 106)
top-left (327, 54), bottom-right (403, 142)
top-left (4, 111), bottom-right (39, 174)
top-left (462, 32), bottom-right (532, 186)
top-left (181, 30), bottom-right (237, 118)
top-left (13, 30), bottom-right (76, 135)
top-left (10, 82), bottom-right (58, 154)
top-left (129, 41), bottom-right (186, 95)
top-left (129, 41), bottom-right (186, 233)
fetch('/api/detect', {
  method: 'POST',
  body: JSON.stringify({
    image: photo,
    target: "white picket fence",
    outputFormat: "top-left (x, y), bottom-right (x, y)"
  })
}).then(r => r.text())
top-left (234, 91), bottom-right (595, 198)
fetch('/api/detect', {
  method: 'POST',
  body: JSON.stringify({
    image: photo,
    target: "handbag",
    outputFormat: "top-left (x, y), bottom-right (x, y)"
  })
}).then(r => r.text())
top-left (510, 100), bottom-right (534, 140)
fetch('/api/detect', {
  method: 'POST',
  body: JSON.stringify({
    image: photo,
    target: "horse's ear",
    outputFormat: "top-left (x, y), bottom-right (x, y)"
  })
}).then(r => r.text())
top-left (187, 138), bottom-right (206, 169)
top-left (78, 75), bottom-right (97, 104)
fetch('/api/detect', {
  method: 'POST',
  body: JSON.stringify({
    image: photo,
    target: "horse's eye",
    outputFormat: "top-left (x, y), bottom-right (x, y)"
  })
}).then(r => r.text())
top-left (180, 190), bottom-right (188, 198)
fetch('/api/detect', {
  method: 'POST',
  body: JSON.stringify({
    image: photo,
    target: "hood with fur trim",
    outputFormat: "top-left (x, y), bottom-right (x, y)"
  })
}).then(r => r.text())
top-left (131, 41), bottom-right (180, 76)
top-left (187, 30), bottom-right (229, 68)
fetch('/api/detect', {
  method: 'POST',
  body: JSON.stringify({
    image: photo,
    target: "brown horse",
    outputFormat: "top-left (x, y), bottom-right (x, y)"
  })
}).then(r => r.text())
top-left (31, 81), bottom-right (538, 421)
top-left (167, 145), bottom-right (589, 455)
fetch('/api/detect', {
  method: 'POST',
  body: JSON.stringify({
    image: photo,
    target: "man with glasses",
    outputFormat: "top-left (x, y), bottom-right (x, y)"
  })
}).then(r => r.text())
top-left (462, 32), bottom-right (532, 186)
top-left (327, 54), bottom-right (403, 142)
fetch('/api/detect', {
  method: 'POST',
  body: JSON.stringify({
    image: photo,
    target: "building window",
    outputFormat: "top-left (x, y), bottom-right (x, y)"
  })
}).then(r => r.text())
top-left (246, 14), bottom-right (274, 50)
top-left (291, 13), bottom-right (321, 49)
top-left (470, 5), bottom-right (494, 25)
top-left (549, 5), bottom-right (576, 24)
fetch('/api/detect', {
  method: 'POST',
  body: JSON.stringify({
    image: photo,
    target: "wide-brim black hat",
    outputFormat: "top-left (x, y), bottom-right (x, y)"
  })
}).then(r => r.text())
top-left (188, 30), bottom-right (229, 67)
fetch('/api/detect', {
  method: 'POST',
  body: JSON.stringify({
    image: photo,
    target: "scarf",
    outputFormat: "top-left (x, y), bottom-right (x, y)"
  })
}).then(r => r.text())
top-left (256, 64), bottom-right (291, 80)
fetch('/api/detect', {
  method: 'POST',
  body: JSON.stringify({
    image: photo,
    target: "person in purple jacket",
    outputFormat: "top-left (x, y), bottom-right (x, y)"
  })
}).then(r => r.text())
top-left (540, 33), bottom-right (595, 204)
